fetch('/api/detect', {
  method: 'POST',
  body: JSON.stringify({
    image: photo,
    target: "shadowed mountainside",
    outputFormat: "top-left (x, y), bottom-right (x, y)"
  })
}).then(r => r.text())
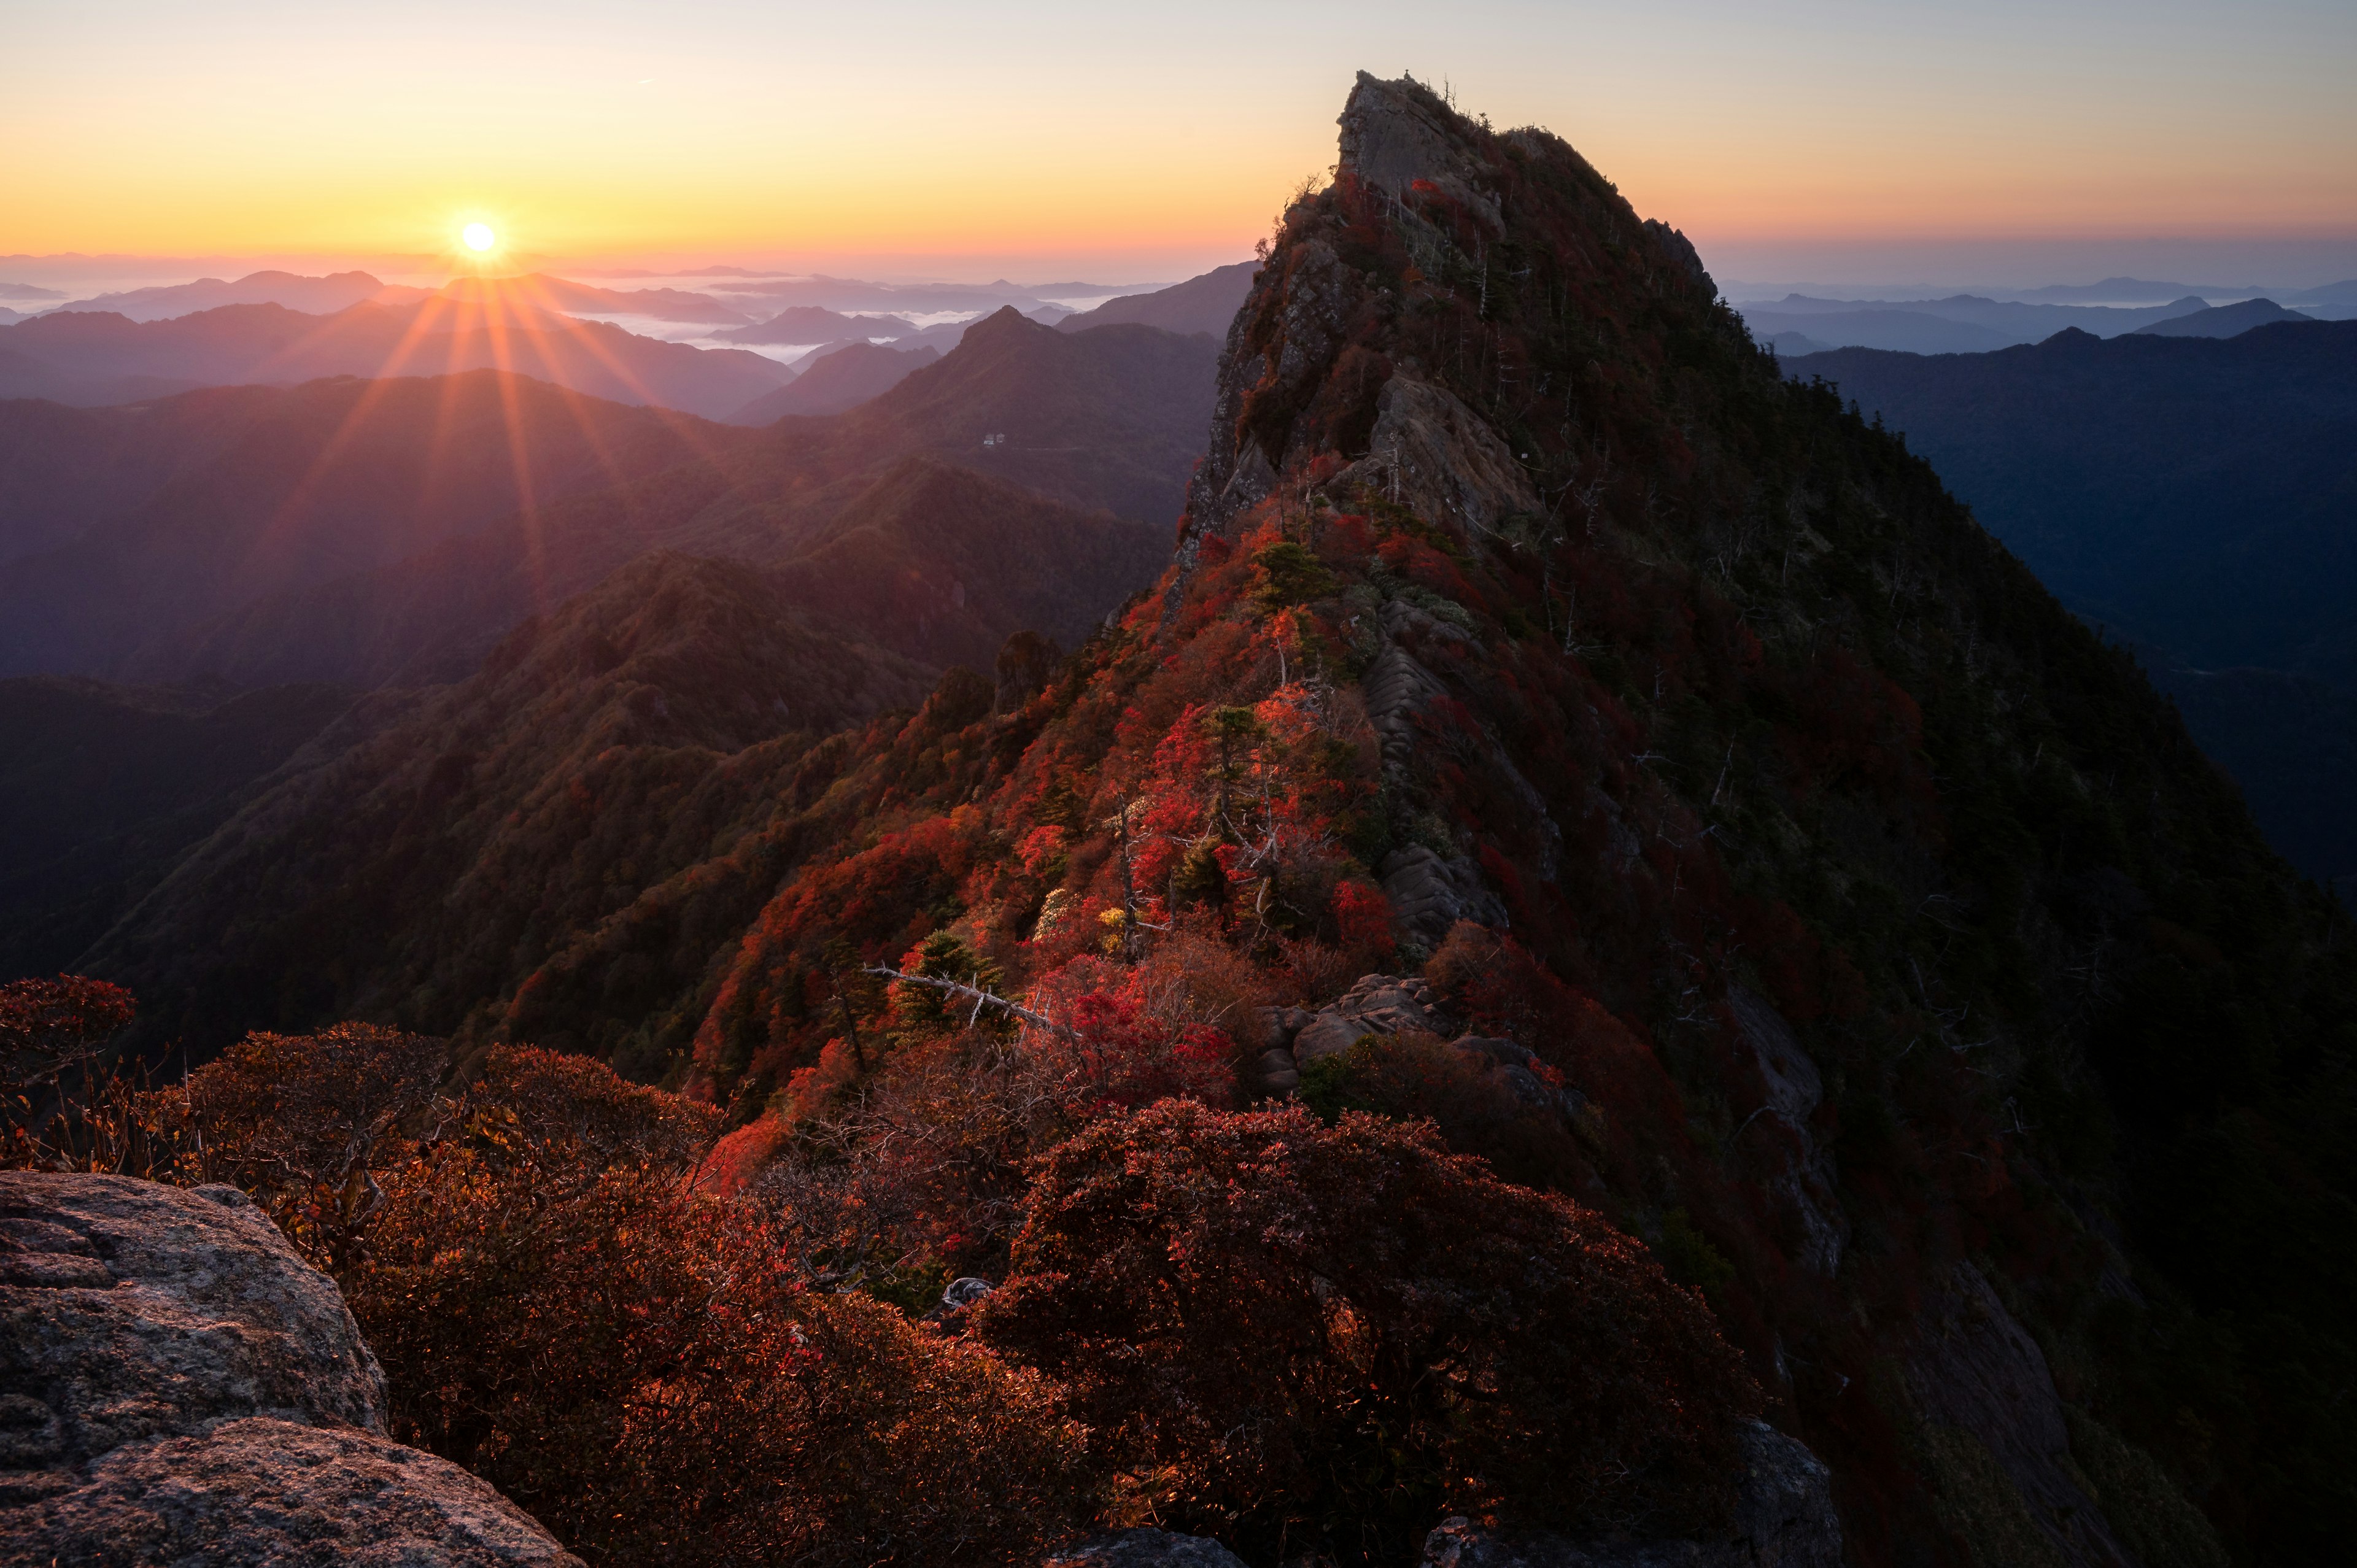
top-left (1784, 322), bottom-right (2357, 889)
top-left (123, 311), bottom-right (1213, 687)
top-left (85, 553), bottom-right (934, 1057)
top-left (0, 373), bottom-right (751, 678)
top-left (0, 676), bottom-right (357, 979)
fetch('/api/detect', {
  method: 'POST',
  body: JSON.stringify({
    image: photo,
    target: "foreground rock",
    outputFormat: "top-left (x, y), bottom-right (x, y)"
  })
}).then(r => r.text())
top-left (4, 1416), bottom-right (579, 1566)
top-left (1420, 1421), bottom-right (1841, 1567)
top-left (1048, 1529), bottom-right (1248, 1567)
top-left (0, 1173), bottom-right (578, 1565)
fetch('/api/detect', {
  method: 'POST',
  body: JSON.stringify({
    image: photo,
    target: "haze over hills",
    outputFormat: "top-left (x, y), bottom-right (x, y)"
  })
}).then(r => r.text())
top-left (136, 310), bottom-right (1211, 688)
top-left (0, 298), bottom-right (789, 417)
top-left (27, 74), bottom-right (2353, 1567)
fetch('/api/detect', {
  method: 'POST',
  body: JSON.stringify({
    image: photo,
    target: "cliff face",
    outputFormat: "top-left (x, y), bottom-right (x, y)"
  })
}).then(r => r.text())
top-left (0, 1172), bottom-right (578, 1564)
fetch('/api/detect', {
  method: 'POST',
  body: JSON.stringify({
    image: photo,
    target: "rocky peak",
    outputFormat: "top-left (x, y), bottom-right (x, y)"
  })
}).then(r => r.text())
top-left (1336, 71), bottom-right (1503, 232)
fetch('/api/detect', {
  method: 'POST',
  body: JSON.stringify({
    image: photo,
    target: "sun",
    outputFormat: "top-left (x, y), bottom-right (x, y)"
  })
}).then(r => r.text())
top-left (462, 222), bottom-right (497, 253)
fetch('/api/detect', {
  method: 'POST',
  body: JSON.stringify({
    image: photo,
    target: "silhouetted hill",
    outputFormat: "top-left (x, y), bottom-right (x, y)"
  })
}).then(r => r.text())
top-left (714, 305), bottom-right (918, 345)
top-left (0, 300), bottom-right (788, 417)
top-left (725, 342), bottom-right (937, 422)
top-left (826, 310), bottom-right (1217, 522)
top-left (2130, 296), bottom-right (2315, 337)
top-left (0, 373), bottom-right (748, 677)
top-left (0, 676), bottom-right (355, 979)
top-left (1056, 261), bottom-right (1257, 338)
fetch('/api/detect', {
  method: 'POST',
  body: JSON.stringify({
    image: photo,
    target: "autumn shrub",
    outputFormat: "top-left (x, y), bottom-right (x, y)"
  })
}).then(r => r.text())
top-left (975, 1100), bottom-right (1762, 1566)
top-left (351, 1141), bottom-right (1092, 1567)
top-left (1294, 1030), bottom-right (1593, 1193)
top-left (163, 1022), bottom-right (447, 1266)
top-left (0, 974), bottom-right (152, 1173)
top-left (467, 1042), bottom-right (721, 1166)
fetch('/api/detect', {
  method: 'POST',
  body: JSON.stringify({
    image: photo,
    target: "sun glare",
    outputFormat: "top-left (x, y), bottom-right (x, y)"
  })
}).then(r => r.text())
top-left (462, 222), bottom-right (497, 253)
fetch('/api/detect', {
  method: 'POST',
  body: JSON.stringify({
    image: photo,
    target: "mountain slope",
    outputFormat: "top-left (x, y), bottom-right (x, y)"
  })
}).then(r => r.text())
top-left (534, 74), bottom-right (2350, 1564)
top-left (1057, 261), bottom-right (1258, 337)
top-left (0, 373), bottom-right (749, 677)
top-left (85, 553), bottom-right (934, 1057)
top-left (124, 312), bottom-right (1217, 688)
top-left (1781, 322), bottom-right (2357, 892)
top-left (0, 676), bottom-right (356, 979)
top-left (726, 342), bottom-right (937, 422)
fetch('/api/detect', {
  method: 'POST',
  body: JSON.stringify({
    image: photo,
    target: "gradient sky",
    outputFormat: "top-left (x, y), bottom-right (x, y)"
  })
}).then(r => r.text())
top-left (6, 0), bottom-right (2353, 285)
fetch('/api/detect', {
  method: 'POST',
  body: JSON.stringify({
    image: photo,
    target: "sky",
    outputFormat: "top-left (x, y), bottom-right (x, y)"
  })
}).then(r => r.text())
top-left (4, 0), bottom-right (2353, 287)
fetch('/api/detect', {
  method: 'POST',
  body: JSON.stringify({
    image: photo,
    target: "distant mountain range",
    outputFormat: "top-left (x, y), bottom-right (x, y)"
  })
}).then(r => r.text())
top-left (47, 269), bottom-right (419, 322)
top-left (714, 304), bottom-right (920, 346)
top-left (0, 296), bottom-right (789, 417)
top-left (1740, 282), bottom-right (2350, 355)
top-left (1786, 320), bottom-right (2357, 892)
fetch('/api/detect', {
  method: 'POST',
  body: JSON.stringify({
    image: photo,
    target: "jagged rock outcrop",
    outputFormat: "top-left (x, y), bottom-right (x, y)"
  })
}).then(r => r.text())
top-left (1337, 376), bottom-right (1544, 541)
top-left (1727, 987), bottom-right (1848, 1279)
top-left (1047, 1529), bottom-right (1249, 1568)
top-left (1420, 1420), bottom-right (1841, 1567)
top-left (1907, 1263), bottom-right (2136, 1567)
top-left (1251, 974), bottom-right (1586, 1126)
top-left (0, 1173), bottom-right (578, 1564)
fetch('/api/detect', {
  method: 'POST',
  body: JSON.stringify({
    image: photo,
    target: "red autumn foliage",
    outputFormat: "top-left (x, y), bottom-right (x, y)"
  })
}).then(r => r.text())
top-left (975, 1100), bottom-right (1762, 1565)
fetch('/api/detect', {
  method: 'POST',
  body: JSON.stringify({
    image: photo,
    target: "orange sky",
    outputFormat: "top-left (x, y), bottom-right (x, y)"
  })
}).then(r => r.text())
top-left (6, 2), bottom-right (2353, 284)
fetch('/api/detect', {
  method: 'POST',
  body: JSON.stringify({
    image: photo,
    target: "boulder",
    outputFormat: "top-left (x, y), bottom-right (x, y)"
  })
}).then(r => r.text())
top-left (0, 1172), bottom-right (579, 1565)
top-left (0, 1174), bottom-right (386, 1466)
top-left (1048, 1527), bottom-right (1248, 1567)
top-left (2, 1416), bottom-right (581, 1566)
top-left (1419, 1421), bottom-right (1841, 1567)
